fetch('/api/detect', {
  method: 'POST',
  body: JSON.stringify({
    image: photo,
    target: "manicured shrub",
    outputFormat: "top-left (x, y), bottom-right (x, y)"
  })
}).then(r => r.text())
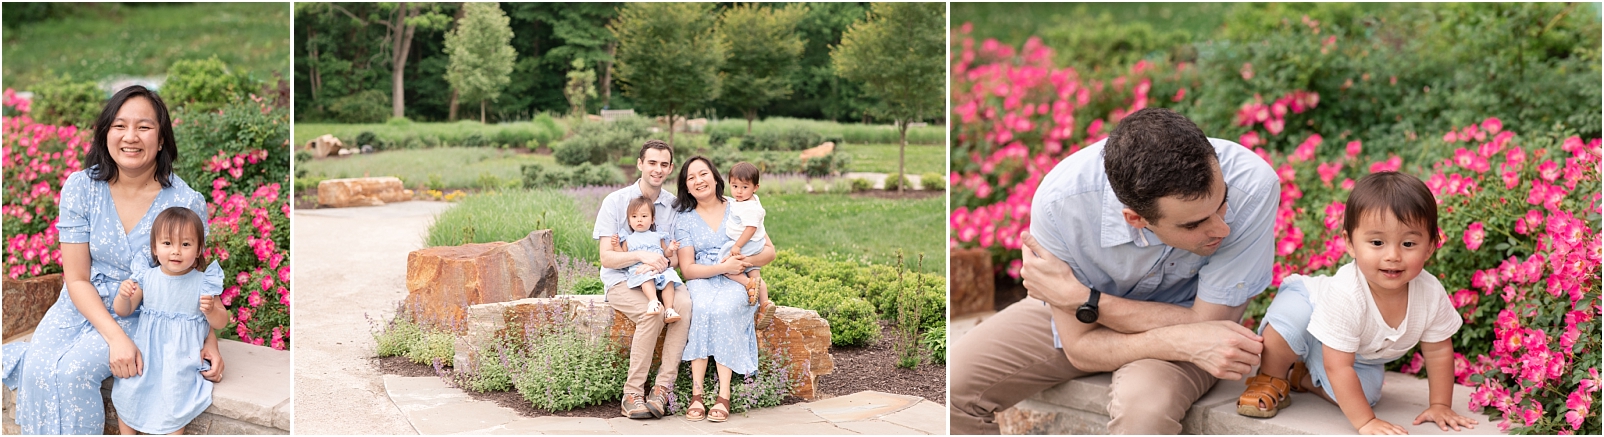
top-left (553, 117), bottom-right (651, 166)
top-left (163, 56), bottom-right (252, 113)
top-left (354, 131), bottom-right (379, 149)
top-left (849, 178), bottom-right (872, 192)
top-left (521, 162), bottom-right (625, 189)
top-left (919, 172), bottom-right (945, 191)
top-left (326, 89), bottom-right (389, 124)
top-left (28, 75), bottom-right (103, 128)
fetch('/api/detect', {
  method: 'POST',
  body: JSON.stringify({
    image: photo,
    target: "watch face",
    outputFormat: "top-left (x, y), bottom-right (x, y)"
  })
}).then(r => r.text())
top-left (1075, 306), bottom-right (1097, 323)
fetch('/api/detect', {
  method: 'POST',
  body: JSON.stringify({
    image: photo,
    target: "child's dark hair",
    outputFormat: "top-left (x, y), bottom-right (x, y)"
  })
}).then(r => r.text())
top-left (149, 207), bottom-right (207, 271)
top-left (1343, 171), bottom-right (1440, 246)
top-left (627, 196), bottom-right (656, 231)
top-left (729, 162), bottom-right (761, 185)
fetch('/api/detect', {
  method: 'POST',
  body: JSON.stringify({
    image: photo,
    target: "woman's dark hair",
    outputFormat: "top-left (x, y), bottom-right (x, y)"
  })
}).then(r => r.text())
top-left (674, 156), bottom-right (725, 213)
top-left (149, 207), bottom-right (207, 272)
top-left (1103, 107), bottom-right (1217, 221)
top-left (627, 195), bottom-right (656, 231)
top-left (86, 85), bottom-right (178, 188)
top-left (1343, 171), bottom-right (1441, 246)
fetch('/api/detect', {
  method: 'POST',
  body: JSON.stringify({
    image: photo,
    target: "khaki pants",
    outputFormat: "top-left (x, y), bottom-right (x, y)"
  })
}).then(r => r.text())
top-left (606, 281), bottom-right (692, 395)
top-left (950, 297), bottom-right (1217, 435)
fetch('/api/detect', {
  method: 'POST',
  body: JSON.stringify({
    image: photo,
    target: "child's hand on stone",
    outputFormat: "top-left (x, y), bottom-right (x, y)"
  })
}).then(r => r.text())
top-left (1413, 404), bottom-right (1477, 432)
top-left (1359, 417), bottom-right (1408, 435)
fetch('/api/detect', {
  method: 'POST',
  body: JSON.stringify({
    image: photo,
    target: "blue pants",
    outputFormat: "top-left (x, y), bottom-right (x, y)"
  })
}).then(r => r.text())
top-left (1259, 278), bottom-right (1389, 406)
top-left (719, 238), bottom-right (765, 274)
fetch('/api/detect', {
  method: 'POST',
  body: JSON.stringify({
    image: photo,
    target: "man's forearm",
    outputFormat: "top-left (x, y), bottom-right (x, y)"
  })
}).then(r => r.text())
top-left (598, 240), bottom-right (641, 269)
top-left (1053, 305), bottom-right (1187, 372)
top-left (1086, 294), bottom-right (1247, 334)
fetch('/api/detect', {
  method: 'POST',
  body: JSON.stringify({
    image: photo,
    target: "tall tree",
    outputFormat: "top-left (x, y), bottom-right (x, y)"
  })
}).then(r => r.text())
top-left (564, 58), bottom-right (597, 117)
top-left (444, 2), bottom-right (517, 123)
top-left (611, 2), bottom-right (725, 146)
top-left (324, 2), bottom-right (450, 119)
top-left (717, 3), bottom-right (808, 135)
top-left (832, 2), bottom-right (944, 191)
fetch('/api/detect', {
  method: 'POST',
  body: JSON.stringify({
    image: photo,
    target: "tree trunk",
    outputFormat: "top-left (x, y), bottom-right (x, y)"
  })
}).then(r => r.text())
top-left (308, 28), bottom-right (321, 99)
top-left (746, 109), bottom-right (757, 135)
top-left (667, 105), bottom-right (677, 147)
top-left (446, 3), bottom-right (467, 121)
top-left (391, 3), bottom-right (418, 119)
top-left (480, 100), bottom-right (487, 123)
top-left (898, 120), bottom-right (908, 193)
top-left (601, 42), bottom-right (616, 109)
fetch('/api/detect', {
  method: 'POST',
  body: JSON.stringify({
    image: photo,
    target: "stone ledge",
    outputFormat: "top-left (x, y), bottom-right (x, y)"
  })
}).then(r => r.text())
top-left (1, 336), bottom-right (290, 434)
top-left (1000, 370), bottom-right (1505, 435)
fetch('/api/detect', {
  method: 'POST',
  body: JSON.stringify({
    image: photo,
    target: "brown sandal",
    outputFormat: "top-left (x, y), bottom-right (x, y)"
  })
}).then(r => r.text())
top-left (745, 280), bottom-right (759, 306)
top-left (1289, 361), bottom-right (1311, 392)
top-left (708, 396), bottom-right (731, 422)
top-left (685, 394), bottom-right (706, 421)
top-left (755, 300), bottom-right (777, 330)
top-left (1236, 374), bottom-right (1294, 418)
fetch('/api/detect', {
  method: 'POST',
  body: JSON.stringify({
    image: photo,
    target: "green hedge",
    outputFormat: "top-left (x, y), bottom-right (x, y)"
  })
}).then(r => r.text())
top-left (29, 75), bottom-right (104, 128)
top-left (706, 117), bottom-right (944, 145)
top-left (764, 251), bottom-right (946, 346)
top-left (294, 118), bottom-right (568, 151)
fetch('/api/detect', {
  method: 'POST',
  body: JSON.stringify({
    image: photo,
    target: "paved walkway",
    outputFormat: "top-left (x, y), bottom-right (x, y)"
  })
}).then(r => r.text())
top-left (953, 311), bottom-right (1503, 435)
top-left (293, 201), bottom-right (456, 434)
top-left (384, 375), bottom-right (945, 435)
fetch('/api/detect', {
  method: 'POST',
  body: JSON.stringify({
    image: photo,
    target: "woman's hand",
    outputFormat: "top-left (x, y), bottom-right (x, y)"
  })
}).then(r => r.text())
top-left (718, 253), bottom-right (753, 276)
top-left (200, 333), bottom-right (225, 383)
top-left (108, 335), bottom-right (143, 378)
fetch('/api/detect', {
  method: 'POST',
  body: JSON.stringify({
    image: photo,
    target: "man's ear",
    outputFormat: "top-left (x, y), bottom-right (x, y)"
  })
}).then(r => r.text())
top-left (1121, 208), bottom-right (1149, 229)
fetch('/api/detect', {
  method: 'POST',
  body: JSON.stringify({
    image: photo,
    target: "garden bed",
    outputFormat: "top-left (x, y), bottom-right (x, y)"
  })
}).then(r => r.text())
top-left (816, 321), bottom-right (946, 405)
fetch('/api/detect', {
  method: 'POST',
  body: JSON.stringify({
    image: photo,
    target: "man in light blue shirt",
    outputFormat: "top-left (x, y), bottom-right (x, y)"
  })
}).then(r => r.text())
top-left (593, 139), bottom-right (686, 420)
top-left (951, 108), bottom-right (1280, 434)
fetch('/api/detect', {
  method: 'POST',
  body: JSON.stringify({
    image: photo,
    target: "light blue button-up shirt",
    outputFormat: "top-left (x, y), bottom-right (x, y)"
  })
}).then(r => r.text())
top-left (1030, 138), bottom-right (1280, 347)
top-left (593, 180), bottom-right (679, 288)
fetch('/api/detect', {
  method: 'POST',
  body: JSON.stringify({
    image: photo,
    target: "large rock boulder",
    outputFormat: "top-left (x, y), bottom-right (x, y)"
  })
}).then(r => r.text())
top-left (455, 295), bottom-right (834, 400)
top-left (950, 248), bottom-right (996, 317)
top-left (316, 177), bottom-right (412, 208)
top-left (304, 134), bottom-right (343, 158)
top-left (405, 230), bottom-right (559, 331)
top-left (3, 274), bottom-right (62, 340)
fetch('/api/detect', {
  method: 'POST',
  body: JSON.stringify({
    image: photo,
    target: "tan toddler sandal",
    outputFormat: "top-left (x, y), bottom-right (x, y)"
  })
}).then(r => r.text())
top-left (1236, 373), bottom-right (1294, 418)
top-left (1289, 361), bottom-right (1311, 392)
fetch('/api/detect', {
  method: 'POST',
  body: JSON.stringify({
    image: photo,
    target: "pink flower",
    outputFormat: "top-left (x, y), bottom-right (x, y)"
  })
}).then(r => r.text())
top-left (1482, 117), bottom-right (1503, 134)
top-left (1401, 352), bottom-right (1425, 374)
top-left (1240, 63), bottom-right (1254, 80)
top-left (1464, 222), bottom-right (1486, 251)
top-left (1345, 141), bottom-right (1361, 160)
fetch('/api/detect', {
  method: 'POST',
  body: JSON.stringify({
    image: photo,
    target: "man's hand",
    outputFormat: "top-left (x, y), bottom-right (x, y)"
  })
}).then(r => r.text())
top-left (1021, 231), bottom-right (1090, 309)
top-left (1168, 320), bottom-right (1264, 380)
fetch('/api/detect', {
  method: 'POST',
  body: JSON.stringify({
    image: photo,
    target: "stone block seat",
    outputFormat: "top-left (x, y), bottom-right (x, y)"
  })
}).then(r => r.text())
top-left (2, 336), bottom-right (291, 434)
top-left (998, 370), bottom-right (1505, 435)
top-left (455, 294), bottom-right (834, 400)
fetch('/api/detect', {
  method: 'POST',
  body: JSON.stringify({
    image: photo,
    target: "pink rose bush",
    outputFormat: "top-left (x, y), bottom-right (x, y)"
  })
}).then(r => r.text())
top-left (949, 28), bottom-right (1600, 433)
top-left (2, 89), bottom-right (292, 350)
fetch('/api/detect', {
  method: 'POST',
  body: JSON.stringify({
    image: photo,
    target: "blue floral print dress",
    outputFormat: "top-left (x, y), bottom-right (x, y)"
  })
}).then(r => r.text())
top-left (1, 169), bottom-right (207, 434)
top-left (676, 204), bottom-right (759, 374)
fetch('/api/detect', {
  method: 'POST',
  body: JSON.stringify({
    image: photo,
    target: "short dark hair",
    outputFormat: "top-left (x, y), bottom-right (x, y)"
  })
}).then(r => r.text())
top-left (638, 139), bottom-right (673, 161)
top-left (626, 195), bottom-right (656, 231)
top-left (673, 156), bottom-right (725, 213)
top-left (1103, 108), bottom-right (1217, 221)
top-left (149, 206), bottom-right (207, 272)
top-left (728, 162), bottom-right (760, 185)
top-left (1343, 171), bottom-right (1440, 246)
top-left (86, 85), bottom-right (178, 188)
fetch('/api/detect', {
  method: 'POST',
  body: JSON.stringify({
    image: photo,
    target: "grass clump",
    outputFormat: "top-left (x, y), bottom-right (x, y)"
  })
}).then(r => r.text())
top-left (371, 308), bottom-right (456, 367)
top-left (298, 147), bottom-right (556, 190)
top-left (424, 189), bottom-right (598, 263)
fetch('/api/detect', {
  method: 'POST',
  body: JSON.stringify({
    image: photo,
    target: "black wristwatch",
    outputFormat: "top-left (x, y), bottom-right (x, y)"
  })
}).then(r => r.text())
top-left (1075, 288), bottom-right (1101, 323)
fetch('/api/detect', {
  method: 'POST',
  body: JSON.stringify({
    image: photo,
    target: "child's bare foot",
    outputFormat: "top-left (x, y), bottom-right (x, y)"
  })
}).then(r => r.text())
top-left (664, 308), bottom-right (682, 324)
top-left (646, 300), bottom-right (664, 316)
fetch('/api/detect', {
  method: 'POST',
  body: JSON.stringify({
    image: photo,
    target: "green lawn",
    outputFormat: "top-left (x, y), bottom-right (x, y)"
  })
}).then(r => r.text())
top-left (841, 143), bottom-right (946, 175)
top-left (425, 189), bottom-right (945, 274)
top-left (763, 193), bottom-right (945, 274)
top-left (2, 3), bottom-right (291, 89)
top-left (298, 148), bottom-right (555, 190)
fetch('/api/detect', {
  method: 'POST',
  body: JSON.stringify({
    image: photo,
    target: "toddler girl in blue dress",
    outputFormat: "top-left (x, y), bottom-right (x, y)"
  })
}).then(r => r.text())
top-left (111, 207), bottom-right (229, 435)
top-left (619, 195), bottom-right (685, 323)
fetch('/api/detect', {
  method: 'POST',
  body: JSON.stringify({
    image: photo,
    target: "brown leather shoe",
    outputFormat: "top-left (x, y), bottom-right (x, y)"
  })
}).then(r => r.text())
top-left (645, 385), bottom-right (670, 418)
top-left (621, 393), bottom-right (652, 419)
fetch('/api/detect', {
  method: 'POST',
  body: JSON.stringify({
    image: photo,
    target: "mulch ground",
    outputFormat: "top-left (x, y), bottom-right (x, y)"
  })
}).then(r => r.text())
top-left (371, 321), bottom-right (948, 419)
top-left (814, 321), bottom-right (947, 405)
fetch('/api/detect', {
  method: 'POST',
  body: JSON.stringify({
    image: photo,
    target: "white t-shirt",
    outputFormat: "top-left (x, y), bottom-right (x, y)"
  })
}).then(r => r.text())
top-left (723, 195), bottom-right (767, 243)
top-left (1299, 263), bottom-right (1462, 362)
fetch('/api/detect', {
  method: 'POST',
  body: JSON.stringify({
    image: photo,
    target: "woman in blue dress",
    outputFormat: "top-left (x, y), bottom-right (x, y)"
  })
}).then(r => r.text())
top-left (672, 156), bottom-right (776, 423)
top-left (1, 86), bottom-right (226, 434)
